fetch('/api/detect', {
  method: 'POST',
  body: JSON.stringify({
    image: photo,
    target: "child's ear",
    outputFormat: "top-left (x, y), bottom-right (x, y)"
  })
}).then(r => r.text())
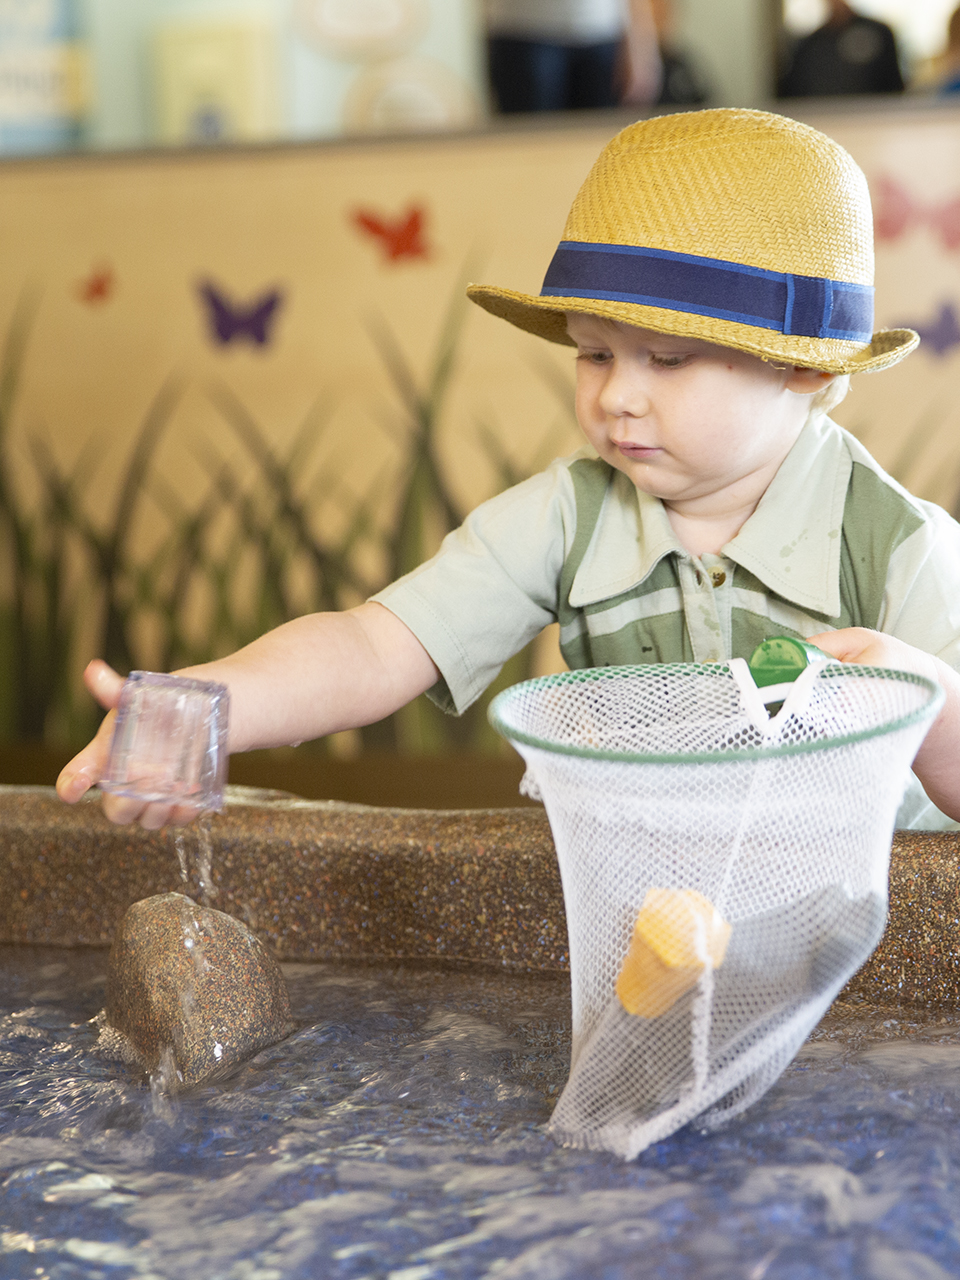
top-left (785, 367), bottom-right (836, 395)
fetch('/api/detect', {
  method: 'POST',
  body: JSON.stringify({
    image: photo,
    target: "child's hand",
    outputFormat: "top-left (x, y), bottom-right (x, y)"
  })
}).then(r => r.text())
top-left (56, 660), bottom-right (202, 830)
top-left (807, 627), bottom-right (940, 684)
top-left (809, 627), bottom-right (960, 823)
top-left (57, 604), bottom-right (440, 828)
top-left (55, 659), bottom-right (121, 804)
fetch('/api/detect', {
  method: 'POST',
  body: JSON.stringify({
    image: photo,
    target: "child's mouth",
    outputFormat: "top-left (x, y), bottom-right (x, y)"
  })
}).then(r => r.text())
top-left (616, 443), bottom-right (661, 460)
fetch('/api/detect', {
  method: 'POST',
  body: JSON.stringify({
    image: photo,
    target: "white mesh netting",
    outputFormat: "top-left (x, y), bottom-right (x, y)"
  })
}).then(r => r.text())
top-left (490, 661), bottom-right (942, 1159)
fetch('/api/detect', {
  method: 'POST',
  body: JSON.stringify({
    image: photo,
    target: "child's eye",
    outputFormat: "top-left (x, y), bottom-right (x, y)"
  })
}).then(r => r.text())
top-left (651, 353), bottom-right (691, 369)
top-left (576, 349), bottom-right (613, 365)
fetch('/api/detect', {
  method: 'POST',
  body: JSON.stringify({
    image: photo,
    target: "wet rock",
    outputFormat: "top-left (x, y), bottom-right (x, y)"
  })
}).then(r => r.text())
top-left (105, 892), bottom-right (293, 1087)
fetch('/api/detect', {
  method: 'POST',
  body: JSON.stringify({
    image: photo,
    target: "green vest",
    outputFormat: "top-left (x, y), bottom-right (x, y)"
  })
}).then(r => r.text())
top-left (556, 457), bottom-right (925, 671)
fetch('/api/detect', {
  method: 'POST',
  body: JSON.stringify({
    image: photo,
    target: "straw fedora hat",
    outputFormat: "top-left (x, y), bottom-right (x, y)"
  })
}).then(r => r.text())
top-left (468, 108), bottom-right (917, 374)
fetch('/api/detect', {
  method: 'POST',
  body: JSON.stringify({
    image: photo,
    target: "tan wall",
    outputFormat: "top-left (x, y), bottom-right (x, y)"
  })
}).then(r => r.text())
top-left (818, 107), bottom-right (960, 511)
top-left (2, 104), bottom-right (960, 749)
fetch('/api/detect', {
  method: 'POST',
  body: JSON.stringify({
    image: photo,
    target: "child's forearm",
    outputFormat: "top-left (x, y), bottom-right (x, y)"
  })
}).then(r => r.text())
top-left (176, 602), bottom-right (439, 754)
top-left (56, 603), bottom-right (439, 824)
top-left (902, 661), bottom-right (960, 822)
top-left (810, 628), bottom-right (960, 824)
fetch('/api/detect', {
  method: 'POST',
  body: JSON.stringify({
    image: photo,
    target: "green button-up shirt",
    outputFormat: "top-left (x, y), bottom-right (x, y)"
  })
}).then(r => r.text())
top-left (374, 413), bottom-right (960, 829)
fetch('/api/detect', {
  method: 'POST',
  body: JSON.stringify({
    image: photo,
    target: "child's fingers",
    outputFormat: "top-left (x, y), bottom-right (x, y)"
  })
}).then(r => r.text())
top-left (137, 800), bottom-right (205, 831)
top-left (98, 793), bottom-right (205, 829)
top-left (809, 628), bottom-right (938, 684)
top-left (83, 659), bottom-right (126, 711)
top-left (807, 627), bottom-right (884, 665)
top-left (55, 707), bottom-right (117, 804)
top-left (99, 792), bottom-right (150, 826)
top-left (57, 661), bottom-right (126, 803)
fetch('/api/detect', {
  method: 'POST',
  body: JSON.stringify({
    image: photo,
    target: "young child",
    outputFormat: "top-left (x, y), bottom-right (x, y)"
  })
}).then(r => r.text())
top-left (57, 108), bottom-right (960, 830)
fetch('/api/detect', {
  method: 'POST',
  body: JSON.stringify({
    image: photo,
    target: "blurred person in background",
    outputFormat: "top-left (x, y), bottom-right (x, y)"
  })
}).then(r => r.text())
top-left (779, 0), bottom-right (904, 97)
top-left (484, 0), bottom-right (662, 112)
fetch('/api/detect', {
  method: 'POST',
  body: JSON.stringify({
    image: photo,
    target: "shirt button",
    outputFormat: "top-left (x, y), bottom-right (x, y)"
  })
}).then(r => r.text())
top-left (710, 569), bottom-right (726, 587)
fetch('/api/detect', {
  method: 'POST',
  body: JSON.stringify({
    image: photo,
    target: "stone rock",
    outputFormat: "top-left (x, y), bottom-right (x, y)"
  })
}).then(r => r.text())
top-left (105, 892), bottom-right (293, 1087)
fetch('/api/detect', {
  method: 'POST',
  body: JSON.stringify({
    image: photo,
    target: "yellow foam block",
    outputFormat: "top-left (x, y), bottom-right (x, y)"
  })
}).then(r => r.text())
top-left (616, 887), bottom-right (732, 1018)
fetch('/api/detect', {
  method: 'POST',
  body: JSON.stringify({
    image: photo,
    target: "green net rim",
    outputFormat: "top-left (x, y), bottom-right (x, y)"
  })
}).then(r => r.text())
top-left (487, 662), bottom-right (944, 765)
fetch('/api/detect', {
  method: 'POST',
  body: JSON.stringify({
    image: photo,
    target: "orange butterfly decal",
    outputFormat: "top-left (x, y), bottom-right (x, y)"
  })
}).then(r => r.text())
top-left (351, 204), bottom-right (430, 263)
top-left (77, 264), bottom-right (115, 304)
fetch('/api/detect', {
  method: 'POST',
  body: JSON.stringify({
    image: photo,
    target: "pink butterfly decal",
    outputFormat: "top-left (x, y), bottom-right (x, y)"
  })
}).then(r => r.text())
top-left (197, 280), bottom-right (284, 346)
top-left (873, 175), bottom-right (960, 251)
top-left (351, 204), bottom-right (430, 263)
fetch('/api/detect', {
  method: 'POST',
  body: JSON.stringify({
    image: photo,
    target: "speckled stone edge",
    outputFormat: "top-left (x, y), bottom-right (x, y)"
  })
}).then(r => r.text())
top-left (852, 828), bottom-right (960, 1007)
top-left (0, 786), bottom-right (568, 970)
top-left (1, 785), bottom-right (957, 1006)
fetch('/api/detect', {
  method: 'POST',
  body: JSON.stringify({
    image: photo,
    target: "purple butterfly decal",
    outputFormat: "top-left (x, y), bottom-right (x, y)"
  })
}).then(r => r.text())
top-left (896, 301), bottom-right (960, 357)
top-left (197, 280), bottom-right (284, 347)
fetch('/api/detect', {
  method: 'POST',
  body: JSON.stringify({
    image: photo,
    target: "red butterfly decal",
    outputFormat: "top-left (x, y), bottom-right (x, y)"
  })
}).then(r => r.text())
top-left (351, 204), bottom-right (430, 263)
top-left (77, 264), bottom-right (115, 304)
top-left (873, 175), bottom-right (960, 251)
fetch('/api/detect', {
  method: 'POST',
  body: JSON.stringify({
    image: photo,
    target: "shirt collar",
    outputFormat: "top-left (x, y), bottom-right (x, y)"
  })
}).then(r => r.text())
top-left (569, 468), bottom-right (683, 608)
top-left (727, 413), bottom-right (849, 618)
top-left (569, 414), bottom-right (850, 617)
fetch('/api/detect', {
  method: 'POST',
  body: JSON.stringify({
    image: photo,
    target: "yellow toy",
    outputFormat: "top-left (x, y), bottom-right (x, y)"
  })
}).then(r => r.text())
top-left (616, 887), bottom-right (731, 1018)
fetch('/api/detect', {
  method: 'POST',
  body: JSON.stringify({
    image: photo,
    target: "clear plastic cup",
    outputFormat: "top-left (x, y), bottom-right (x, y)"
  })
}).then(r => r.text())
top-left (100, 672), bottom-right (230, 811)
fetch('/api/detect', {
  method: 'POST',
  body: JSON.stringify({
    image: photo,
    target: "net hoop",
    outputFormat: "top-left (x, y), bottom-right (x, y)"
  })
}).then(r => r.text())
top-left (489, 662), bottom-right (943, 766)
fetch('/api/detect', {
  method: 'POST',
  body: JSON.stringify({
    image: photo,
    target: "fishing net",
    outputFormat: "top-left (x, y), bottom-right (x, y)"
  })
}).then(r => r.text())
top-left (490, 660), bottom-right (942, 1159)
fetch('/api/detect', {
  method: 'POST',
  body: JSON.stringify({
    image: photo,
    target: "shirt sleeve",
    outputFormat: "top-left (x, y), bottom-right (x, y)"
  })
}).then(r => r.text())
top-left (370, 457), bottom-right (580, 714)
top-left (880, 503), bottom-right (960, 830)
top-left (879, 501), bottom-right (960, 671)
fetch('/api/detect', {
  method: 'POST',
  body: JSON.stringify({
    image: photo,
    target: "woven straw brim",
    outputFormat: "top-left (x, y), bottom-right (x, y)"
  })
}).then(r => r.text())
top-left (467, 284), bottom-right (918, 375)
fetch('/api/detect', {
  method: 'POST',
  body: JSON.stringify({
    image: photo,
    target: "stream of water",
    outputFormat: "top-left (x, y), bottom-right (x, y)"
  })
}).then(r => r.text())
top-left (2, 946), bottom-right (959, 1279)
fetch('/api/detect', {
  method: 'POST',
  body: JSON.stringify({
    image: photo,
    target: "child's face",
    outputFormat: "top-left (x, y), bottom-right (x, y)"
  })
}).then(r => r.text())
top-left (567, 313), bottom-right (825, 516)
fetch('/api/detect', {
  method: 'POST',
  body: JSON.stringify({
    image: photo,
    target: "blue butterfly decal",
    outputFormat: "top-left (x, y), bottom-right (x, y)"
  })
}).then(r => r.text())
top-left (197, 280), bottom-right (284, 347)
top-left (897, 301), bottom-right (960, 357)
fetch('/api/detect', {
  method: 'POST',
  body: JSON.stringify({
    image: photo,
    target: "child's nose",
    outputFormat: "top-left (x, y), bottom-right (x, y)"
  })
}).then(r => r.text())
top-left (599, 362), bottom-right (650, 418)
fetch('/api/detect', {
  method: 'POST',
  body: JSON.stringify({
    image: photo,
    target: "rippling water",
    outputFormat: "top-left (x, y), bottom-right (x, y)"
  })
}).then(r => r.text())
top-left (1, 946), bottom-right (959, 1279)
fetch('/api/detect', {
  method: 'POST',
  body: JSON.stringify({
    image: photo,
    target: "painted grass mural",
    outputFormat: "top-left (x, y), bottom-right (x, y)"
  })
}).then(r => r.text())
top-left (0, 280), bottom-right (575, 754)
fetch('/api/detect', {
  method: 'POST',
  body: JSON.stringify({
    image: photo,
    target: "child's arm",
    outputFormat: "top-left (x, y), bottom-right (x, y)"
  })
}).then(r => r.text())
top-left (808, 627), bottom-right (960, 823)
top-left (56, 602), bottom-right (440, 828)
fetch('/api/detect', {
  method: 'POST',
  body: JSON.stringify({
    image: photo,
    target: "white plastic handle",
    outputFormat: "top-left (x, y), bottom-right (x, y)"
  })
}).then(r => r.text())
top-left (729, 658), bottom-right (828, 737)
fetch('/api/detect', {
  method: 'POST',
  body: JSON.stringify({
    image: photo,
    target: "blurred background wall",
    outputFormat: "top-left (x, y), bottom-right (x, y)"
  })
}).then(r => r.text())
top-left (81, 0), bottom-right (486, 148)
top-left (0, 0), bottom-right (788, 153)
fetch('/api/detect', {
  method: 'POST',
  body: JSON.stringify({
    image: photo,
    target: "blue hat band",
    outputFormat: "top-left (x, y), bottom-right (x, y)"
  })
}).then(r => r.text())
top-left (541, 241), bottom-right (874, 343)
